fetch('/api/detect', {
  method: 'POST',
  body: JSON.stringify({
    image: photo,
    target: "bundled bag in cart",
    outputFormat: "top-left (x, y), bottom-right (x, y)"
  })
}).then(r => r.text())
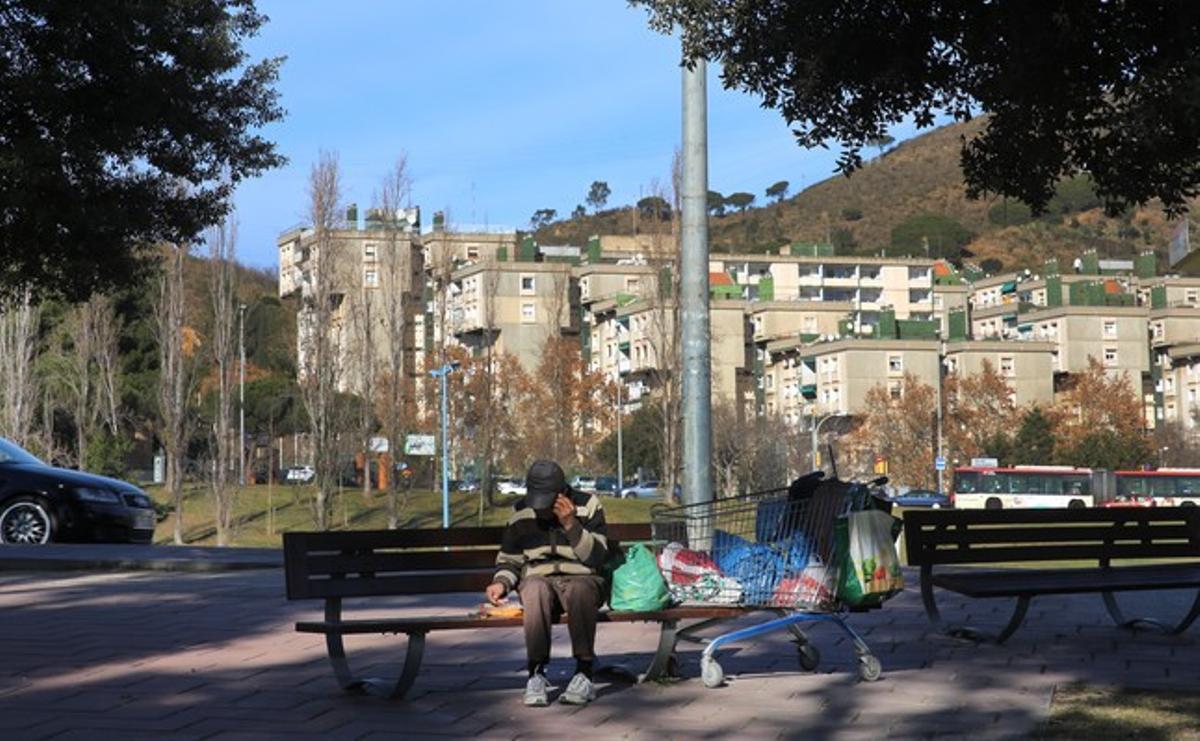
top-left (833, 507), bottom-right (904, 608)
top-left (608, 542), bottom-right (672, 611)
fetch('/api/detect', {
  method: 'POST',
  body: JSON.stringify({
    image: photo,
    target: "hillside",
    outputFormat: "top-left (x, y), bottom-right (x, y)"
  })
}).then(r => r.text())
top-left (534, 118), bottom-right (1193, 275)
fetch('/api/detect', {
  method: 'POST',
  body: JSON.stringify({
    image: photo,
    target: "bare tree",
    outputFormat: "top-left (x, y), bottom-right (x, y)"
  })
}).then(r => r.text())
top-left (642, 164), bottom-right (683, 502)
top-left (376, 155), bottom-right (414, 527)
top-left (154, 243), bottom-right (196, 545)
top-left (208, 219), bottom-right (239, 546)
top-left (346, 245), bottom-right (377, 500)
top-left (61, 302), bottom-right (97, 465)
top-left (91, 294), bottom-right (122, 438)
top-left (0, 287), bottom-right (40, 447)
top-left (298, 151), bottom-right (346, 530)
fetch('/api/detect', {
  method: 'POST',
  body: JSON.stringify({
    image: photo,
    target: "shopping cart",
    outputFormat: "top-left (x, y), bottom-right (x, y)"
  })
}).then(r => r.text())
top-left (650, 473), bottom-right (885, 687)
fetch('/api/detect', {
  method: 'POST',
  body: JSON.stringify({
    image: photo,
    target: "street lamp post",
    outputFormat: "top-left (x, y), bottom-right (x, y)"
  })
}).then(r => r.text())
top-left (238, 303), bottom-right (247, 487)
top-left (810, 412), bottom-right (845, 474)
top-left (614, 369), bottom-right (624, 497)
top-left (429, 361), bottom-right (460, 528)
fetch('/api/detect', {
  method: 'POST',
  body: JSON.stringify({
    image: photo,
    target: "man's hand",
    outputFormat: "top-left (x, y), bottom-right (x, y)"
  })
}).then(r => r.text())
top-left (485, 582), bottom-right (507, 606)
top-left (553, 493), bottom-right (577, 530)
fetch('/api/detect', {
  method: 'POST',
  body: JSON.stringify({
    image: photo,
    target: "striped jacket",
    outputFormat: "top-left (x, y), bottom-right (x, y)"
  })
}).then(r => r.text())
top-left (492, 488), bottom-right (609, 590)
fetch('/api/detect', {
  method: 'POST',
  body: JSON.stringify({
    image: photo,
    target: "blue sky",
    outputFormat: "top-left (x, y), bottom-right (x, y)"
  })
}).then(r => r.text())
top-left (235, 0), bottom-right (925, 269)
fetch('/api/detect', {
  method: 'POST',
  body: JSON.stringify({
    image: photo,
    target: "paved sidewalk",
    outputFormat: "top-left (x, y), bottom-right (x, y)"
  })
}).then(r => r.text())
top-left (0, 544), bottom-right (281, 573)
top-left (0, 560), bottom-right (1197, 739)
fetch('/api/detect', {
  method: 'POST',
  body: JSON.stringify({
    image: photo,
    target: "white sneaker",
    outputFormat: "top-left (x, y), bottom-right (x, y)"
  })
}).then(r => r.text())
top-left (559, 672), bottom-right (596, 705)
top-left (523, 673), bottom-right (550, 707)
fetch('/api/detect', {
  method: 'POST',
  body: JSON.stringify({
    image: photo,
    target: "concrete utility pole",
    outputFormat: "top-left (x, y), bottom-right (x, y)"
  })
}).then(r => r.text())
top-left (681, 58), bottom-right (712, 506)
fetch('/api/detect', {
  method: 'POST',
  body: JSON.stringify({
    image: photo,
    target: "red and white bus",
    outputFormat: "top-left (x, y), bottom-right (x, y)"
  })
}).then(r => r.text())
top-left (951, 466), bottom-right (1096, 509)
top-left (1110, 469), bottom-right (1200, 507)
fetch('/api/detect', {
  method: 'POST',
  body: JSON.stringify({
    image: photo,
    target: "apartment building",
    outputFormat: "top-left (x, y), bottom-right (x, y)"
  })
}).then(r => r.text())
top-left (708, 252), bottom-right (942, 324)
top-left (421, 213), bottom-right (518, 275)
top-left (801, 338), bottom-right (941, 416)
top-left (586, 296), bottom-right (745, 405)
top-left (943, 340), bottom-right (1056, 407)
top-left (278, 208), bottom-right (425, 397)
top-left (445, 260), bottom-right (575, 373)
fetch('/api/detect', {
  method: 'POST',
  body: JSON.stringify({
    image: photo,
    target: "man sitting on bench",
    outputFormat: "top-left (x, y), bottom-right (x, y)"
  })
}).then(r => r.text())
top-left (485, 460), bottom-right (610, 707)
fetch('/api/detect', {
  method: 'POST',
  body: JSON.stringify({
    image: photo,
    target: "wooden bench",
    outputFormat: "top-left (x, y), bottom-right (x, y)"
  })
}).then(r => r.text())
top-left (904, 507), bottom-right (1200, 643)
top-left (283, 523), bottom-right (748, 699)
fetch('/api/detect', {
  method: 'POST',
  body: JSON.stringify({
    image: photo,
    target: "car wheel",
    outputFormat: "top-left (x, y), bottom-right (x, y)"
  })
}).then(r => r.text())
top-left (0, 497), bottom-right (54, 545)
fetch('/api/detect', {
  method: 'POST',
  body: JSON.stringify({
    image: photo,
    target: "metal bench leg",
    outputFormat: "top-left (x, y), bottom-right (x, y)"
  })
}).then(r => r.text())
top-left (638, 619), bottom-right (679, 682)
top-left (1104, 589), bottom-right (1200, 635)
top-left (322, 597), bottom-right (426, 700)
top-left (922, 566), bottom-right (1031, 643)
top-left (325, 630), bottom-right (426, 700)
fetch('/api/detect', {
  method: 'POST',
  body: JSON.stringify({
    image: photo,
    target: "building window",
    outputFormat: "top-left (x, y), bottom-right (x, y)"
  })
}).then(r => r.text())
top-left (887, 355), bottom-right (903, 374)
top-left (1103, 347), bottom-right (1118, 366)
top-left (626, 277), bottom-right (641, 292)
top-left (999, 356), bottom-right (1015, 377)
top-left (1188, 289), bottom-right (1199, 305)
top-left (1103, 319), bottom-right (1118, 338)
top-left (803, 316), bottom-right (817, 333)
top-left (364, 269), bottom-right (378, 287)
top-left (521, 303), bottom-right (536, 322)
top-left (363, 243), bottom-right (377, 261)
top-left (1153, 322), bottom-right (1165, 340)
top-left (766, 374), bottom-right (774, 389)
top-left (467, 245), bottom-right (480, 260)
top-left (888, 381), bottom-right (902, 399)
top-left (520, 275), bottom-right (536, 295)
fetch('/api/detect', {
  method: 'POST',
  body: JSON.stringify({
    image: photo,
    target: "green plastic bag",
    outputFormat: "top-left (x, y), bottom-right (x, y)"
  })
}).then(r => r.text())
top-left (833, 509), bottom-right (904, 608)
top-left (608, 542), bottom-right (672, 611)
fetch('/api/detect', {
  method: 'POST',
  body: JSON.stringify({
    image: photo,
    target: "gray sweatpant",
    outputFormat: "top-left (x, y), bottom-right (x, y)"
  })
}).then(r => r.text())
top-left (517, 574), bottom-right (606, 669)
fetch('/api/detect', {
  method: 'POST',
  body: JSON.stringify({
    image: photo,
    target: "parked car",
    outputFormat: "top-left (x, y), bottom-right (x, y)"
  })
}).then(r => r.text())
top-left (620, 481), bottom-right (662, 499)
top-left (594, 476), bottom-right (619, 496)
top-left (570, 475), bottom-right (597, 492)
top-left (456, 479), bottom-right (481, 492)
top-left (497, 478), bottom-right (526, 496)
top-left (0, 437), bottom-right (156, 545)
top-left (284, 465), bottom-right (315, 485)
top-left (888, 488), bottom-right (951, 508)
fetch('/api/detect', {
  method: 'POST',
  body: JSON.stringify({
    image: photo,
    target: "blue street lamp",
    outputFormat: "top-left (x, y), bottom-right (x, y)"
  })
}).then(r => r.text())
top-left (429, 361), bottom-right (461, 528)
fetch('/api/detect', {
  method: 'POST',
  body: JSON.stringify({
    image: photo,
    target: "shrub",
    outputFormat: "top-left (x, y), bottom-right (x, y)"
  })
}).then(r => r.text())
top-left (987, 200), bottom-right (1032, 227)
top-left (890, 212), bottom-right (974, 259)
top-left (979, 257), bottom-right (1004, 274)
top-left (841, 207), bottom-right (863, 221)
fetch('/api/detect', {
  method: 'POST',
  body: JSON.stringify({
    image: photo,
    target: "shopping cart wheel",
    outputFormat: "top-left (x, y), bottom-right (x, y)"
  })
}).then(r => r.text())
top-left (700, 657), bottom-right (725, 688)
top-left (797, 643), bottom-right (821, 672)
top-left (858, 654), bottom-right (882, 682)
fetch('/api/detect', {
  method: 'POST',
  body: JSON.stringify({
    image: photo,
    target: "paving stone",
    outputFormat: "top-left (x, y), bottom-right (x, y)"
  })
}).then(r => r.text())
top-left (1, 566), bottom-right (1198, 739)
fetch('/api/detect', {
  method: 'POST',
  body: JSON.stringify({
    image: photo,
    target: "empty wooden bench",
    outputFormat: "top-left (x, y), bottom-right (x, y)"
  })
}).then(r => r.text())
top-left (283, 524), bottom-right (748, 699)
top-left (904, 507), bottom-right (1200, 643)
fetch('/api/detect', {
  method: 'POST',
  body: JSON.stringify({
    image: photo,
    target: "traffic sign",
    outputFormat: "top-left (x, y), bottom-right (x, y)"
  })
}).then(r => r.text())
top-left (934, 456), bottom-right (946, 471)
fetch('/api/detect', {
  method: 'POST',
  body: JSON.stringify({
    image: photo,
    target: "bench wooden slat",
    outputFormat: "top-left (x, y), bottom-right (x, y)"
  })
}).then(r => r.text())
top-left (932, 563), bottom-right (1200, 598)
top-left (914, 543), bottom-right (1200, 565)
top-left (916, 524), bottom-right (1196, 547)
top-left (296, 606), bottom-right (748, 635)
top-left (305, 550), bottom-right (500, 575)
top-left (284, 523), bottom-right (655, 601)
top-left (305, 571), bottom-right (497, 598)
top-left (287, 527), bottom-right (508, 552)
top-left (906, 508), bottom-right (1199, 527)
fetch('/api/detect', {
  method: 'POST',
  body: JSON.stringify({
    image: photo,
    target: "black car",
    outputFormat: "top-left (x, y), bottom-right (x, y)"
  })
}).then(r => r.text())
top-left (0, 438), bottom-right (156, 545)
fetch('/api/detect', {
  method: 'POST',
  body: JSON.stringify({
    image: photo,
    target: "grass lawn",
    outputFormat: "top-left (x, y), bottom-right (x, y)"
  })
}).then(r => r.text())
top-left (1038, 684), bottom-right (1200, 740)
top-left (145, 483), bottom-right (656, 548)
